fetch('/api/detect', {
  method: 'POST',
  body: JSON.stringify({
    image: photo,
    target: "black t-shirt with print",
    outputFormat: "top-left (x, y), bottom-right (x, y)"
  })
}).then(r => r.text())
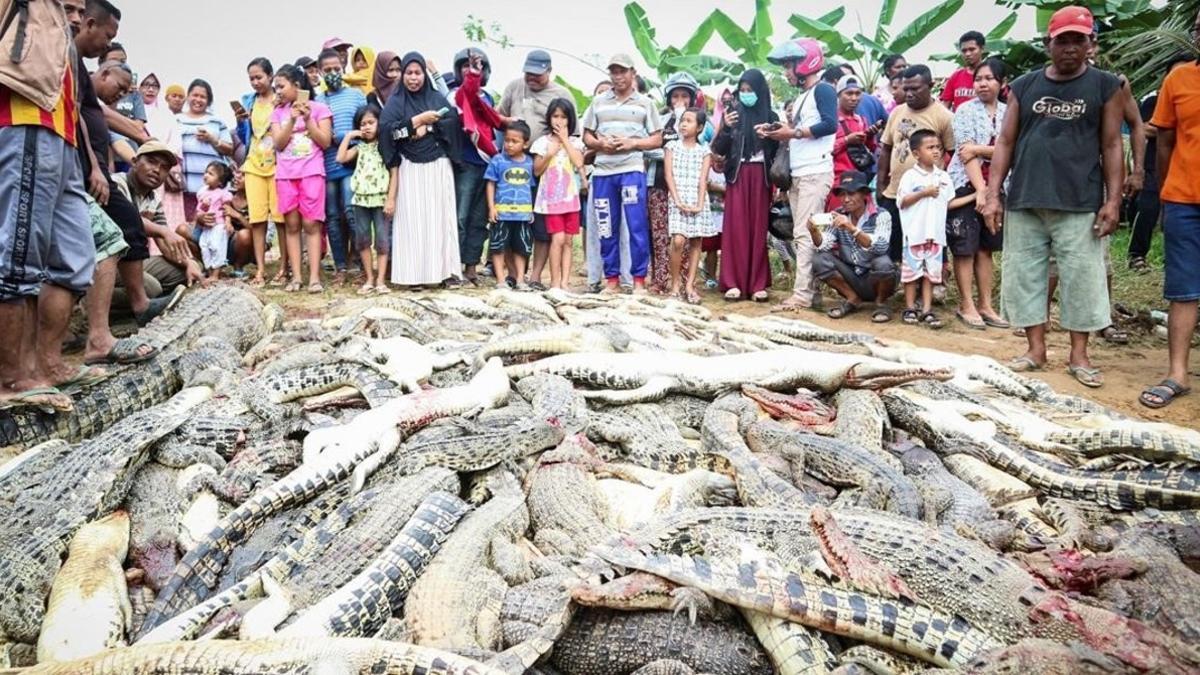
top-left (1007, 65), bottom-right (1120, 212)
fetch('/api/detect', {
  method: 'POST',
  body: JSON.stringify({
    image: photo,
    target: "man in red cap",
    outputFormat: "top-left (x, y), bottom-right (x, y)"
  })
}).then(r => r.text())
top-left (982, 5), bottom-right (1124, 388)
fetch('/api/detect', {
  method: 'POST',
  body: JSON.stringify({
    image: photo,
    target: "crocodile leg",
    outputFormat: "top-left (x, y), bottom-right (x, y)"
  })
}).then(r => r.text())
top-left (809, 506), bottom-right (917, 602)
top-left (237, 573), bottom-right (293, 639)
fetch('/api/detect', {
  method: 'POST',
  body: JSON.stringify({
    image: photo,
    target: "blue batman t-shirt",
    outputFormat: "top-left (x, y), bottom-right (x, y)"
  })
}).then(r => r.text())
top-left (484, 153), bottom-right (535, 222)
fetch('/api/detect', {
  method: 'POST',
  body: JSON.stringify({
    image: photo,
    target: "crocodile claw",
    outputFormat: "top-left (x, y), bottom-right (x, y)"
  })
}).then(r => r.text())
top-left (809, 506), bottom-right (917, 602)
top-left (668, 586), bottom-right (714, 625)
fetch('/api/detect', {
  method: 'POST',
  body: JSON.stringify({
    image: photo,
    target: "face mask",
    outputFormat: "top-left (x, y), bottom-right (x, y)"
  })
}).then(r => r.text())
top-left (739, 91), bottom-right (758, 108)
top-left (323, 71), bottom-right (344, 91)
top-left (673, 105), bottom-right (686, 119)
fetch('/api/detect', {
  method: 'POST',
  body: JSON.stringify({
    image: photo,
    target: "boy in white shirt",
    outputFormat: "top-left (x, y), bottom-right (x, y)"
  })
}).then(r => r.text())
top-left (898, 129), bottom-right (954, 328)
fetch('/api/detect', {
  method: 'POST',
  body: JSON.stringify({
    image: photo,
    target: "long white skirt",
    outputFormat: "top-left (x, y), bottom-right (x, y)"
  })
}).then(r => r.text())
top-left (391, 157), bottom-right (461, 285)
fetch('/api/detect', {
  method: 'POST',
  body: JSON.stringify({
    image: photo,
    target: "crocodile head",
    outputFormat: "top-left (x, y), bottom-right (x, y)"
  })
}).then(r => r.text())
top-left (844, 361), bottom-right (954, 390)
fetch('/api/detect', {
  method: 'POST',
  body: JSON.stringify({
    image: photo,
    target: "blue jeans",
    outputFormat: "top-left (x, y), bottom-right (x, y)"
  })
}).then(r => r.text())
top-left (325, 175), bottom-right (354, 271)
top-left (454, 162), bottom-right (489, 267)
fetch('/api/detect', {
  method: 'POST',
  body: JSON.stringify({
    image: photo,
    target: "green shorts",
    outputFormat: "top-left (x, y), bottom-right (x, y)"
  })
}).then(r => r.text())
top-left (1001, 208), bottom-right (1109, 332)
top-left (88, 195), bottom-right (129, 262)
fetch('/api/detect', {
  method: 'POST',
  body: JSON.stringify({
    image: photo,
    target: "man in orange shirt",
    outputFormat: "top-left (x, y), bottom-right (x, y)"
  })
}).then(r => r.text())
top-left (1139, 10), bottom-right (1200, 409)
top-left (0, 0), bottom-right (94, 411)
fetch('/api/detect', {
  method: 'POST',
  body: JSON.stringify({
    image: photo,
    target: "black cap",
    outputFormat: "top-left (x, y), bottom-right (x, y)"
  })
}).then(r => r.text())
top-left (295, 56), bottom-right (316, 69)
top-left (833, 170), bottom-right (871, 194)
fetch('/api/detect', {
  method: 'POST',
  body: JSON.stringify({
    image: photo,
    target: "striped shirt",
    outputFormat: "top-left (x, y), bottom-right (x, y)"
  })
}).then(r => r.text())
top-left (320, 87), bottom-right (366, 180)
top-left (177, 113), bottom-right (232, 194)
top-left (582, 90), bottom-right (662, 176)
top-left (0, 65), bottom-right (77, 146)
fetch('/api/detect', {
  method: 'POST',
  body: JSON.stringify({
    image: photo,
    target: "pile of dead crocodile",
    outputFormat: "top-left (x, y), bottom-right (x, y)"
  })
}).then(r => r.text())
top-left (0, 285), bottom-right (1198, 675)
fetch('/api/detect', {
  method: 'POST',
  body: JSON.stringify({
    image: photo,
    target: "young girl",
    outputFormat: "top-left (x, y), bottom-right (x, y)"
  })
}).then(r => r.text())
top-left (196, 161), bottom-right (234, 281)
top-left (531, 98), bottom-right (587, 290)
top-left (270, 64), bottom-right (333, 293)
top-left (337, 104), bottom-right (391, 295)
top-left (664, 108), bottom-right (714, 304)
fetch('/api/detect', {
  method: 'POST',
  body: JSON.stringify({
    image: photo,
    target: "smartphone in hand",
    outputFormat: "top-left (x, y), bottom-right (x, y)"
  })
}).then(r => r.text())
top-left (230, 100), bottom-right (247, 116)
top-left (296, 90), bottom-right (310, 104)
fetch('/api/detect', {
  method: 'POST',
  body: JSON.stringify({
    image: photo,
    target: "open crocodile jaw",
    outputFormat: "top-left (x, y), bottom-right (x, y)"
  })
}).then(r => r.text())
top-left (845, 363), bottom-right (955, 390)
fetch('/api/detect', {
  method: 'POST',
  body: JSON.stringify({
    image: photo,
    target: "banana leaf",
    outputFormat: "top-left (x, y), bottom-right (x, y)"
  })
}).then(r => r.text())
top-left (875, 0), bottom-right (898, 43)
top-left (683, 13), bottom-right (717, 55)
top-left (553, 76), bottom-right (592, 115)
top-left (816, 7), bottom-right (846, 26)
top-left (750, 0), bottom-right (774, 62)
top-left (854, 33), bottom-right (891, 58)
top-left (662, 54), bottom-right (744, 84)
top-left (623, 2), bottom-right (662, 69)
top-left (788, 14), bottom-right (864, 59)
top-left (888, 0), bottom-right (965, 55)
top-left (711, 9), bottom-right (757, 63)
top-left (987, 11), bottom-right (1019, 40)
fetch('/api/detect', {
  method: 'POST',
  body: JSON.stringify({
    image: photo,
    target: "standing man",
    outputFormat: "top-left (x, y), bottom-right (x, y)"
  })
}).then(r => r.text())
top-left (0, 0), bottom-right (94, 409)
top-left (877, 64), bottom-right (955, 262)
top-left (1139, 12), bottom-right (1200, 408)
top-left (317, 48), bottom-right (366, 284)
top-left (1127, 54), bottom-right (1193, 272)
top-left (941, 31), bottom-right (986, 111)
top-left (98, 41), bottom-right (148, 164)
top-left (164, 83), bottom-right (185, 114)
top-left (760, 38), bottom-right (838, 311)
top-left (323, 37), bottom-right (352, 70)
top-left (448, 48), bottom-right (499, 286)
top-left (983, 6), bottom-right (1124, 388)
top-left (497, 50), bottom-right (571, 289)
top-left (72, 0), bottom-right (174, 333)
top-left (582, 54), bottom-right (662, 294)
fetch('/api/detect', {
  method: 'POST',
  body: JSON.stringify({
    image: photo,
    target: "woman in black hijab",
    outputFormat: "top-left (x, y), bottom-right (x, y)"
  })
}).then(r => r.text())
top-left (711, 68), bottom-right (778, 301)
top-left (379, 52), bottom-right (464, 288)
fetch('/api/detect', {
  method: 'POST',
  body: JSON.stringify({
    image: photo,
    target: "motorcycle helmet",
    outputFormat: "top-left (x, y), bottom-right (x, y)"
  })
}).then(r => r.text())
top-left (662, 71), bottom-right (700, 104)
top-left (453, 47), bottom-right (491, 87)
top-left (767, 38), bottom-right (825, 78)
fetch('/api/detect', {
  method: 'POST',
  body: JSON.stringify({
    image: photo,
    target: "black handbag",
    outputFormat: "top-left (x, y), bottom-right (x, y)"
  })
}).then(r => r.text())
top-left (840, 119), bottom-right (875, 172)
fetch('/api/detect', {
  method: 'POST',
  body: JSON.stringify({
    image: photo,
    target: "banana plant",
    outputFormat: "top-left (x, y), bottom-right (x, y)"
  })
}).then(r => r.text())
top-left (622, 0), bottom-right (777, 86)
top-left (788, 0), bottom-right (965, 81)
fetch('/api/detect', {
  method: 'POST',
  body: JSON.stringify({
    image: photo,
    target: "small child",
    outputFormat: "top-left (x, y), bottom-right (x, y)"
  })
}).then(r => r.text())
top-left (531, 98), bottom-right (587, 291)
top-left (485, 121), bottom-right (536, 290)
top-left (664, 108), bottom-right (714, 304)
top-left (898, 128), bottom-right (954, 328)
top-left (196, 161), bottom-right (234, 281)
top-left (337, 104), bottom-right (391, 295)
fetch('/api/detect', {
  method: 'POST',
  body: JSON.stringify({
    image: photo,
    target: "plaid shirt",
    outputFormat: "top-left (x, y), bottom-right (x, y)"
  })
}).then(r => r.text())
top-left (815, 207), bottom-right (892, 276)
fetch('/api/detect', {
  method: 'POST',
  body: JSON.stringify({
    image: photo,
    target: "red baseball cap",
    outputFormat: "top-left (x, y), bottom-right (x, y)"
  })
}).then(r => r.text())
top-left (1047, 6), bottom-right (1095, 38)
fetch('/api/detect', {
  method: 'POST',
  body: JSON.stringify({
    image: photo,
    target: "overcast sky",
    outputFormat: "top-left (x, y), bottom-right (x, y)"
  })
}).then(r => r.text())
top-left (112, 0), bottom-right (1036, 126)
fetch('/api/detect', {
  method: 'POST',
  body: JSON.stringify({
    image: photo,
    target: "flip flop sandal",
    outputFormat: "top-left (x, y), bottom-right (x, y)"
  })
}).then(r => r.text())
top-left (981, 314), bottom-right (1010, 329)
top-left (871, 306), bottom-right (893, 323)
top-left (955, 310), bottom-right (986, 330)
top-left (827, 301), bottom-right (860, 319)
top-left (284, 281), bottom-right (302, 293)
top-left (1007, 356), bottom-right (1043, 372)
top-left (57, 364), bottom-right (110, 388)
top-left (1128, 256), bottom-right (1150, 273)
top-left (375, 284), bottom-right (392, 294)
top-left (250, 277), bottom-right (266, 288)
top-left (724, 288), bottom-right (743, 301)
top-left (84, 336), bottom-right (158, 366)
top-left (134, 286), bottom-right (185, 327)
top-left (921, 312), bottom-right (944, 329)
top-left (901, 308), bottom-right (919, 324)
top-left (0, 386), bottom-right (73, 412)
top-left (357, 283), bottom-right (375, 296)
top-left (529, 281), bottom-right (548, 292)
top-left (307, 283), bottom-right (325, 294)
top-left (268, 273), bottom-right (288, 287)
top-left (751, 290), bottom-right (769, 303)
top-left (685, 288), bottom-right (702, 305)
top-left (1067, 364), bottom-right (1104, 388)
top-left (1139, 378), bottom-right (1191, 409)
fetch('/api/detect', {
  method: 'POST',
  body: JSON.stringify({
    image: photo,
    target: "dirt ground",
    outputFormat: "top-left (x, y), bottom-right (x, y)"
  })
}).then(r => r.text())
top-left (258, 276), bottom-right (1200, 430)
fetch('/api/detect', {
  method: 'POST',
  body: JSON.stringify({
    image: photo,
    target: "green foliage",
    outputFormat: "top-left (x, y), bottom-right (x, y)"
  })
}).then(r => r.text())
top-left (788, 0), bottom-right (965, 81)
top-left (553, 76), bottom-right (593, 116)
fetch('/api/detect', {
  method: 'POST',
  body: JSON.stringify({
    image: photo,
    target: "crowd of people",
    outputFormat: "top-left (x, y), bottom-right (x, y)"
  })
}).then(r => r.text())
top-left (1, 0), bottom-right (1197, 411)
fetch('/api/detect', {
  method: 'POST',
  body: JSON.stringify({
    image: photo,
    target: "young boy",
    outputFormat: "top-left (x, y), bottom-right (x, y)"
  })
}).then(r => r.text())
top-left (898, 129), bottom-right (954, 328)
top-left (486, 121), bottom-right (536, 290)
